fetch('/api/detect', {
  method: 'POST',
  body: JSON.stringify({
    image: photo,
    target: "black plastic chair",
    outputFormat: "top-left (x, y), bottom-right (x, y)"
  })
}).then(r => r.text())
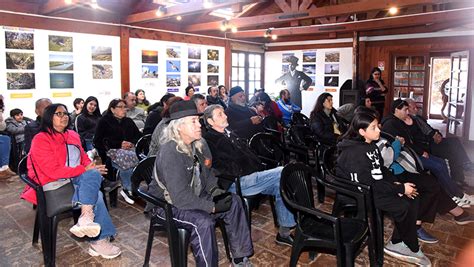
top-left (291, 112), bottom-right (310, 127)
top-left (135, 134), bottom-right (152, 160)
top-left (249, 132), bottom-right (287, 168)
top-left (280, 162), bottom-right (371, 267)
top-left (321, 147), bottom-right (384, 266)
top-left (131, 156), bottom-right (231, 266)
top-left (18, 157), bottom-right (79, 267)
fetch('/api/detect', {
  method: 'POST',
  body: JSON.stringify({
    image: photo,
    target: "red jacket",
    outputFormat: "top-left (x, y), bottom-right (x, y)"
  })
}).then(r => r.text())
top-left (21, 130), bottom-right (91, 204)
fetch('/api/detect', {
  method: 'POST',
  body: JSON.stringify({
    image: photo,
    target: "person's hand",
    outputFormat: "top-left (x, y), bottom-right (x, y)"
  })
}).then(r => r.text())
top-left (121, 141), bottom-right (134, 149)
top-left (213, 192), bottom-right (232, 213)
top-left (404, 183), bottom-right (418, 199)
top-left (85, 162), bottom-right (96, 171)
top-left (422, 151), bottom-right (429, 158)
top-left (210, 186), bottom-right (226, 198)
top-left (395, 136), bottom-right (405, 145)
top-left (250, 116), bottom-right (263, 125)
top-left (433, 132), bottom-right (442, 144)
top-left (94, 164), bottom-right (108, 175)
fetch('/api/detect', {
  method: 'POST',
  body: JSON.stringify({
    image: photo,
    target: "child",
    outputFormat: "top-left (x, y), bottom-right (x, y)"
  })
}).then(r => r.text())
top-left (336, 109), bottom-right (431, 266)
top-left (6, 108), bottom-right (31, 151)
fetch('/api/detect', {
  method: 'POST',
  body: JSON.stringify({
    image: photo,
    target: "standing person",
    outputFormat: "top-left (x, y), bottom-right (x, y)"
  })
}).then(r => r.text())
top-left (309, 93), bottom-right (346, 145)
top-left (70, 98), bottom-right (84, 129)
top-left (336, 110), bottom-right (430, 266)
top-left (184, 85), bottom-right (195, 101)
top-left (218, 85), bottom-right (229, 104)
top-left (365, 67), bottom-right (387, 118)
top-left (76, 96), bottom-right (101, 151)
top-left (24, 98), bottom-right (52, 153)
top-left (276, 89), bottom-right (301, 127)
top-left (135, 89), bottom-right (150, 112)
top-left (0, 95), bottom-right (16, 179)
top-left (21, 103), bottom-right (121, 259)
top-left (154, 101), bottom-right (254, 266)
top-left (275, 55), bottom-right (312, 108)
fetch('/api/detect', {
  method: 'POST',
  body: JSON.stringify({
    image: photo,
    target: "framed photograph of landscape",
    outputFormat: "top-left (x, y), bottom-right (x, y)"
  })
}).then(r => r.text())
top-left (92, 64), bottom-right (113, 79)
top-left (303, 51), bottom-right (316, 63)
top-left (166, 46), bottom-right (181, 58)
top-left (5, 31), bottom-right (34, 50)
top-left (325, 51), bottom-right (340, 63)
top-left (188, 75), bottom-right (201, 87)
top-left (188, 61), bottom-right (201, 73)
top-left (91, 46), bottom-right (112, 61)
top-left (7, 72), bottom-right (35, 89)
top-left (166, 74), bottom-right (181, 87)
top-left (207, 63), bottom-right (219, 73)
top-left (188, 47), bottom-right (201, 60)
top-left (49, 35), bottom-right (73, 52)
top-left (142, 65), bottom-right (158, 78)
top-left (50, 73), bottom-right (74, 88)
top-left (207, 75), bottom-right (219, 86)
top-left (49, 54), bottom-right (73, 71)
top-left (6, 52), bottom-right (34, 69)
top-left (142, 50), bottom-right (158, 64)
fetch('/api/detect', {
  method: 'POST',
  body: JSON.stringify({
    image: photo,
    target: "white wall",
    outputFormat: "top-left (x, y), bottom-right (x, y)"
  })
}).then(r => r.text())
top-left (0, 26), bottom-right (121, 118)
top-left (129, 38), bottom-right (225, 103)
top-left (264, 47), bottom-right (353, 116)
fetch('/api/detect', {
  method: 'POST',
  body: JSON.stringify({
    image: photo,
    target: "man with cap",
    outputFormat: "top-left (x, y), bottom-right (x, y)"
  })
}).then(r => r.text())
top-left (275, 55), bottom-right (312, 108)
top-left (225, 86), bottom-right (264, 141)
top-left (153, 100), bottom-right (253, 267)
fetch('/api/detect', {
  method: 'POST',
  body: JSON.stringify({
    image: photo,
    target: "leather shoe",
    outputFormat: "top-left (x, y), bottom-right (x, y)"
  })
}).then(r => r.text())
top-left (275, 233), bottom-right (294, 247)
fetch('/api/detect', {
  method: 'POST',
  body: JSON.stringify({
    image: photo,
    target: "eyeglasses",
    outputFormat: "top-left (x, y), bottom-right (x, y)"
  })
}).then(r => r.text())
top-left (115, 105), bottom-right (127, 109)
top-left (54, 112), bottom-right (69, 118)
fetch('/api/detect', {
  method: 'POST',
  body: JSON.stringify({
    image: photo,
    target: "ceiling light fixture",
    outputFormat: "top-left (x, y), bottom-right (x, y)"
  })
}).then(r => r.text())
top-left (90, 0), bottom-right (99, 9)
top-left (203, 0), bottom-right (213, 9)
top-left (176, 15), bottom-right (182, 21)
top-left (264, 27), bottom-right (276, 39)
top-left (220, 21), bottom-right (228, 31)
top-left (155, 6), bottom-right (167, 17)
top-left (271, 34), bottom-right (278, 40)
top-left (64, 0), bottom-right (73, 4)
top-left (388, 7), bottom-right (398, 15)
top-left (231, 26), bottom-right (238, 33)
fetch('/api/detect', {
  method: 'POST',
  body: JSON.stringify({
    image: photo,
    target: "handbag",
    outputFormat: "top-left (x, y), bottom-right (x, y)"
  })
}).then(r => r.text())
top-left (107, 148), bottom-right (139, 170)
top-left (30, 155), bottom-right (75, 217)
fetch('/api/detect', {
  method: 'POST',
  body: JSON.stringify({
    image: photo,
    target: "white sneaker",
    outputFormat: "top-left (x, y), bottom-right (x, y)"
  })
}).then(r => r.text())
top-left (120, 189), bottom-right (135, 205)
top-left (384, 241), bottom-right (432, 266)
top-left (464, 193), bottom-right (474, 204)
top-left (453, 196), bottom-right (470, 208)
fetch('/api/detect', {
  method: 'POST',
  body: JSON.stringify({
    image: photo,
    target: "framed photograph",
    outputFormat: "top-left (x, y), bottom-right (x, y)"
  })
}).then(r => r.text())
top-left (188, 61), bottom-right (201, 73)
top-left (50, 73), bottom-right (74, 88)
top-left (6, 52), bottom-right (34, 69)
top-left (302, 64), bottom-right (316, 75)
top-left (207, 49), bottom-right (219, 61)
top-left (207, 63), bottom-right (219, 73)
top-left (166, 74), bottom-right (181, 87)
top-left (207, 75), bottom-right (219, 86)
top-left (188, 47), bottom-right (201, 60)
top-left (166, 60), bottom-right (181, 72)
top-left (188, 75), bottom-right (201, 87)
top-left (302, 51), bottom-right (316, 63)
top-left (7, 73), bottom-right (35, 89)
top-left (166, 46), bottom-right (181, 58)
top-left (282, 53), bottom-right (294, 63)
top-left (324, 64), bottom-right (339, 74)
top-left (49, 54), bottom-right (73, 71)
top-left (5, 31), bottom-right (34, 50)
top-left (309, 75), bottom-right (316, 86)
top-left (142, 50), bottom-right (158, 64)
top-left (142, 65), bottom-right (158, 78)
top-left (324, 76), bottom-right (339, 87)
top-left (92, 64), bottom-right (113, 79)
top-left (91, 46), bottom-right (112, 61)
top-left (325, 52), bottom-right (340, 62)
top-left (49, 35), bottom-right (73, 52)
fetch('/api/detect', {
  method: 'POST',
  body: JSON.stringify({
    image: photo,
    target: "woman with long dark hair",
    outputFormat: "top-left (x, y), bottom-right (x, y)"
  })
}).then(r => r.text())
top-left (365, 67), bottom-right (387, 118)
top-left (135, 89), bottom-right (150, 111)
top-left (76, 96), bottom-right (101, 151)
top-left (309, 93), bottom-right (346, 145)
top-left (22, 103), bottom-right (120, 259)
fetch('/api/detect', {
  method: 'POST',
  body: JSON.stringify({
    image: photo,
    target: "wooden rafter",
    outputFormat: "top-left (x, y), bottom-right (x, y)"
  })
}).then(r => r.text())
top-left (275, 0), bottom-right (291, 12)
top-left (226, 7), bottom-right (474, 38)
top-left (40, 0), bottom-right (81, 15)
top-left (184, 0), bottom-right (438, 32)
top-left (125, 0), bottom-right (255, 24)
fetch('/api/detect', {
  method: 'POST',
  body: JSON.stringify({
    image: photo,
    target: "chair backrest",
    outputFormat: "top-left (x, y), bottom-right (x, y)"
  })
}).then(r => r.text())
top-left (288, 125), bottom-right (313, 147)
top-left (131, 156), bottom-right (156, 190)
top-left (280, 163), bottom-right (315, 210)
top-left (248, 132), bottom-right (285, 167)
top-left (322, 146), bottom-right (338, 177)
top-left (135, 134), bottom-right (152, 160)
top-left (18, 156), bottom-right (38, 190)
top-left (291, 112), bottom-right (310, 127)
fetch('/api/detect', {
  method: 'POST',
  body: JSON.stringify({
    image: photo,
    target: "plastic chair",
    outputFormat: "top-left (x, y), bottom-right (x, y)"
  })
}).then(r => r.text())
top-left (248, 132), bottom-right (287, 168)
top-left (131, 156), bottom-right (231, 266)
top-left (135, 134), bottom-right (152, 160)
top-left (17, 157), bottom-right (79, 267)
top-left (291, 112), bottom-right (310, 127)
top-left (280, 162), bottom-right (371, 267)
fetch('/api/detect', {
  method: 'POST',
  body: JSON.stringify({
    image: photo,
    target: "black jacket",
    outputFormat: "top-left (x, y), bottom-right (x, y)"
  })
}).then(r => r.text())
top-left (93, 112), bottom-right (142, 161)
top-left (204, 128), bottom-right (264, 190)
top-left (381, 114), bottom-right (426, 156)
top-left (143, 106), bottom-right (163, 135)
top-left (310, 109), bottom-right (346, 145)
top-left (76, 113), bottom-right (101, 140)
top-left (24, 116), bottom-right (41, 153)
top-left (225, 103), bottom-right (264, 141)
top-left (336, 139), bottom-right (404, 199)
top-left (206, 95), bottom-right (227, 109)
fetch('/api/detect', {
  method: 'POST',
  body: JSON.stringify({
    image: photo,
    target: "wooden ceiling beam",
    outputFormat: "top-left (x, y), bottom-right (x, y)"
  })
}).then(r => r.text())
top-left (299, 0), bottom-right (313, 11)
top-left (275, 0), bottom-right (292, 12)
top-left (184, 0), bottom-right (437, 32)
top-left (226, 7), bottom-right (473, 38)
top-left (125, 0), bottom-right (255, 24)
top-left (40, 0), bottom-right (82, 15)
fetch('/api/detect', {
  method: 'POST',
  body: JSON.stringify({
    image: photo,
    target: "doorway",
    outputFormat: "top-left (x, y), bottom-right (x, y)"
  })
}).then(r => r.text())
top-left (428, 57), bottom-right (451, 120)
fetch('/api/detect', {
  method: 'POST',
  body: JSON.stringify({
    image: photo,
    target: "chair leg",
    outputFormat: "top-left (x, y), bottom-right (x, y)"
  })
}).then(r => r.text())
top-left (32, 210), bottom-right (39, 245)
top-left (50, 216), bottom-right (60, 267)
top-left (243, 199), bottom-right (251, 227)
top-left (316, 180), bottom-right (325, 203)
top-left (289, 231), bottom-right (303, 267)
top-left (178, 229), bottom-right (190, 267)
top-left (143, 222), bottom-right (155, 267)
top-left (41, 217), bottom-right (54, 267)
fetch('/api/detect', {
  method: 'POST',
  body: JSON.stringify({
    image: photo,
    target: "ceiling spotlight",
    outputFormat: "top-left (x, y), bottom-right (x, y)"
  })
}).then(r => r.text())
top-left (388, 7), bottom-right (398, 15)
top-left (176, 15), bottom-right (182, 21)
top-left (64, 0), bottom-right (73, 4)
top-left (220, 21), bottom-right (228, 31)
top-left (264, 27), bottom-right (274, 38)
top-left (90, 0), bottom-right (99, 8)
top-left (231, 26), bottom-right (237, 33)
top-left (155, 6), bottom-right (167, 17)
top-left (203, 0), bottom-right (213, 9)
top-left (271, 34), bottom-right (278, 40)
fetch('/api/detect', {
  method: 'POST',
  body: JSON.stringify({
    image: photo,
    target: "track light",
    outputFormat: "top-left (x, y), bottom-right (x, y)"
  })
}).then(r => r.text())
top-left (271, 34), bottom-right (277, 40)
top-left (155, 6), bottom-right (167, 17)
top-left (90, 0), bottom-right (99, 9)
top-left (264, 28), bottom-right (277, 39)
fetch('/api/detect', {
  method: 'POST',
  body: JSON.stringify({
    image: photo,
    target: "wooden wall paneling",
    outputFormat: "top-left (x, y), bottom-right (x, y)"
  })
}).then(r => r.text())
top-left (128, 28), bottom-right (227, 46)
top-left (225, 40), bottom-right (232, 89)
top-left (120, 26), bottom-right (130, 95)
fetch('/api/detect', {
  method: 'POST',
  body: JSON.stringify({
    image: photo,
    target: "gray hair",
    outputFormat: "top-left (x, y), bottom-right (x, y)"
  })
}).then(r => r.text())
top-left (203, 104), bottom-right (224, 127)
top-left (405, 98), bottom-right (415, 105)
top-left (159, 117), bottom-right (202, 156)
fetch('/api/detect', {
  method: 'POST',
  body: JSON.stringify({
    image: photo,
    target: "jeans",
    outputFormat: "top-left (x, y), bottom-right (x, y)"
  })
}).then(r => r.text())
top-left (0, 135), bottom-right (11, 167)
top-left (71, 169), bottom-right (116, 240)
top-left (84, 139), bottom-right (94, 152)
top-left (228, 166), bottom-right (296, 228)
top-left (112, 162), bottom-right (133, 191)
top-left (420, 154), bottom-right (463, 198)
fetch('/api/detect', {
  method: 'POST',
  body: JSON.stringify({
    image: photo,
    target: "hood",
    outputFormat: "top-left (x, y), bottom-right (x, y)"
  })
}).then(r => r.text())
top-left (337, 139), bottom-right (370, 151)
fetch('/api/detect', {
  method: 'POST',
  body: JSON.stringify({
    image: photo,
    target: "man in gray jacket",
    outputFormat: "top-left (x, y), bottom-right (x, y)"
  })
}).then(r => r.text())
top-left (153, 100), bottom-right (253, 267)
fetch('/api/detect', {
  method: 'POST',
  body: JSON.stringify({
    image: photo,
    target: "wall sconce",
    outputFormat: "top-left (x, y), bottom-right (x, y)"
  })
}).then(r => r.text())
top-left (155, 6), bottom-right (167, 17)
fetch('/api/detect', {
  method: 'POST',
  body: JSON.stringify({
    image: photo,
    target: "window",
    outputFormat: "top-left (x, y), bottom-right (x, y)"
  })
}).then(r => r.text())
top-left (231, 52), bottom-right (263, 97)
top-left (393, 55), bottom-right (426, 103)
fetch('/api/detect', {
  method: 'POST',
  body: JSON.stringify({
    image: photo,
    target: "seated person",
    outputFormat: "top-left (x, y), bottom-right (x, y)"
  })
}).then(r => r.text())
top-left (148, 97), bottom-right (182, 157)
top-left (225, 86), bottom-right (264, 141)
top-left (21, 104), bottom-right (120, 259)
top-left (24, 98), bottom-right (52, 153)
top-left (154, 101), bottom-right (253, 266)
top-left (123, 92), bottom-right (146, 130)
top-left (203, 104), bottom-right (296, 246)
top-left (309, 93), bottom-right (346, 145)
top-left (0, 96), bottom-right (16, 179)
top-left (75, 96), bottom-right (101, 151)
top-left (6, 108), bottom-right (32, 153)
top-left (191, 94), bottom-right (209, 135)
top-left (276, 89), bottom-right (301, 127)
top-left (94, 99), bottom-right (142, 205)
top-left (143, 93), bottom-right (175, 135)
top-left (382, 99), bottom-right (473, 207)
top-left (206, 86), bottom-right (227, 109)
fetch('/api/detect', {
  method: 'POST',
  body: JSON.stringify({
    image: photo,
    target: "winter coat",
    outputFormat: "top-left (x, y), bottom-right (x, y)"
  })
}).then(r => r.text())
top-left (75, 113), bottom-right (101, 140)
top-left (225, 102), bottom-right (264, 141)
top-left (310, 109), bottom-right (346, 145)
top-left (5, 117), bottom-right (31, 143)
top-left (381, 114), bottom-right (426, 156)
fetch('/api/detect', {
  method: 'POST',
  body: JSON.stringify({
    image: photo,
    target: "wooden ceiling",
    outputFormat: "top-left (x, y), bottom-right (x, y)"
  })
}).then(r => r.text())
top-left (2, 0), bottom-right (473, 43)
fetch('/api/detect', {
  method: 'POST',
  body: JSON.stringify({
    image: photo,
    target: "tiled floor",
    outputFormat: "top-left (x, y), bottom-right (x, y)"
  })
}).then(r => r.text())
top-left (1, 166), bottom-right (474, 266)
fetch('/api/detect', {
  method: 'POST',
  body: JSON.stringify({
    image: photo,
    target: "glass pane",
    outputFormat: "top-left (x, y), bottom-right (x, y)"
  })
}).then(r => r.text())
top-left (255, 55), bottom-right (261, 68)
top-left (238, 67), bottom-right (245, 80)
top-left (232, 67), bottom-right (238, 80)
top-left (248, 54), bottom-right (255, 67)
top-left (395, 56), bottom-right (409, 70)
top-left (232, 53), bottom-right (238, 66)
top-left (238, 81), bottom-right (245, 89)
top-left (394, 72), bottom-right (409, 86)
top-left (239, 53), bottom-right (245, 66)
top-left (231, 80), bottom-right (239, 87)
top-left (452, 57), bottom-right (460, 70)
top-left (460, 57), bottom-right (468, 71)
top-left (394, 87), bottom-right (409, 98)
top-left (255, 80), bottom-right (261, 89)
top-left (249, 68), bottom-right (256, 81)
top-left (410, 56), bottom-right (425, 70)
top-left (255, 67), bottom-right (261, 81)
top-left (409, 72), bottom-right (424, 86)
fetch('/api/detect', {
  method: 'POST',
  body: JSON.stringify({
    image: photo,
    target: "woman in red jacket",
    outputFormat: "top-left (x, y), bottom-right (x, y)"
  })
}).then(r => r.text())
top-left (21, 103), bottom-right (121, 259)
